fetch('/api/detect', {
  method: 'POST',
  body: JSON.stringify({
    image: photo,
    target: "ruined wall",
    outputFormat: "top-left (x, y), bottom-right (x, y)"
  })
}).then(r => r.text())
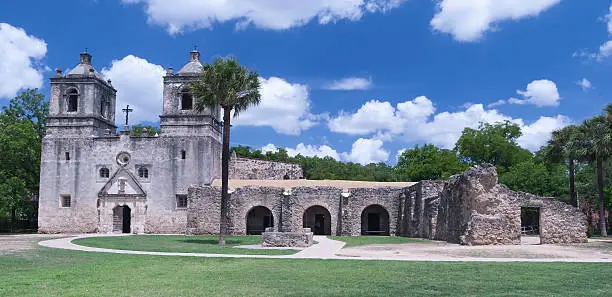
top-left (229, 156), bottom-right (304, 180)
top-left (434, 165), bottom-right (588, 245)
top-left (186, 186), bottom-right (221, 235)
top-left (401, 181), bottom-right (444, 239)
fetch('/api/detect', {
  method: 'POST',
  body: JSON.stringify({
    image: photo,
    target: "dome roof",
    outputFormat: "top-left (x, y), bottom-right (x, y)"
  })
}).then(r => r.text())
top-left (176, 50), bottom-right (203, 75)
top-left (67, 53), bottom-right (105, 81)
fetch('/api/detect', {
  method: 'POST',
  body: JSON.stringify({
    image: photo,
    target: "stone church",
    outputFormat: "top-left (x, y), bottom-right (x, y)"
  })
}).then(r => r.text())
top-left (38, 50), bottom-right (223, 234)
top-left (38, 51), bottom-right (587, 246)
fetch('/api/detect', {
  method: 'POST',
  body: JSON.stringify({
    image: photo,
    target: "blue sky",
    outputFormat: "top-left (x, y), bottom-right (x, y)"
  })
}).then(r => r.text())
top-left (1, 0), bottom-right (611, 164)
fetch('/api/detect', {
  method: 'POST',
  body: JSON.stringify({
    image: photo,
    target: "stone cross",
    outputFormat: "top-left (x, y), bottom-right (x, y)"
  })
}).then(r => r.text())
top-left (122, 105), bottom-right (133, 126)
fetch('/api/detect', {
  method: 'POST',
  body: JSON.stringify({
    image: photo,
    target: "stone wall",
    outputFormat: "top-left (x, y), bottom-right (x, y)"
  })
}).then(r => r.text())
top-left (433, 165), bottom-right (587, 245)
top-left (229, 155), bottom-right (304, 180)
top-left (401, 181), bottom-right (444, 239)
top-left (186, 185), bottom-right (403, 236)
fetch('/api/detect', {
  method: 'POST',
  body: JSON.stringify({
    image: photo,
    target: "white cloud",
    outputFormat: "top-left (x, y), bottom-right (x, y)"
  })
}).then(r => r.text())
top-left (510, 79), bottom-right (560, 107)
top-left (261, 138), bottom-right (389, 165)
top-left (341, 138), bottom-right (389, 165)
top-left (430, 0), bottom-right (560, 42)
top-left (328, 96), bottom-right (434, 135)
top-left (325, 77), bottom-right (373, 91)
top-left (576, 5), bottom-right (612, 61)
top-left (260, 143), bottom-right (341, 160)
top-left (328, 96), bottom-right (570, 151)
top-left (576, 78), bottom-right (593, 92)
top-left (0, 23), bottom-right (47, 98)
top-left (517, 115), bottom-right (571, 152)
top-left (101, 55), bottom-right (166, 125)
top-left (233, 77), bottom-right (318, 135)
top-left (122, 0), bottom-right (404, 34)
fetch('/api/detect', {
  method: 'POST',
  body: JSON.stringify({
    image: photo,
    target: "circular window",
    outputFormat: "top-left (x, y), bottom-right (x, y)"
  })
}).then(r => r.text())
top-left (116, 152), bottom-right (131, 166)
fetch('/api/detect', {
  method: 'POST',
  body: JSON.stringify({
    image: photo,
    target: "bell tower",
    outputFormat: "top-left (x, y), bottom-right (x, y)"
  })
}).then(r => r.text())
top-left (46, 52), bottom-right (117, 137)
top-left (159, 50), bottom-right (221, 137)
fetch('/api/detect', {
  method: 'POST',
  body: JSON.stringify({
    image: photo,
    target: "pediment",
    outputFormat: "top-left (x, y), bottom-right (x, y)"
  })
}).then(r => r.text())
top-left (98, 167), bottom-right (146, 197)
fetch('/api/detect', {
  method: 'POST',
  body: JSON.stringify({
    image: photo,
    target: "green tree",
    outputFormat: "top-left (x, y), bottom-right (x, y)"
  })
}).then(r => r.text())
top-left (0, 89), bottom-right (47, 226)
top-left (500, 159), bottom-right (568, 199)
top-left (1, 89), bottom-right (48, 140)
top-left (191, 57), bottom-right (261, 246)
top-left (455, 121), bottom-right (532, 173)
top-left (395, 144), bottom-right (466, 181)
top-left (575, 115), bottom-right (612, 236)
top-left (545, 125), bottom-right (580, 206)
top-left (131, 125), bottom-right (160, 137)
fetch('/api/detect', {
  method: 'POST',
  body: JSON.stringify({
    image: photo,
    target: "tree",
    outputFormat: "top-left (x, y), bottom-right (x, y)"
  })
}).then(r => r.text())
top-left (395, 144), bottom-right (466, 181)
top-left (0, 89), bottom-right (47, 227)
top-left (455, 121), bottom-right (532, 173)
top-left (575, 115), bottom-right (612, 236)
top-left (131, 124), bottom-right (160, 136)
top-left (500, 159), bottom-right (568, 199)
top-left (545, 125), bottom-right (580, 206)
top-left (191, 57), bottom-right (261, 245)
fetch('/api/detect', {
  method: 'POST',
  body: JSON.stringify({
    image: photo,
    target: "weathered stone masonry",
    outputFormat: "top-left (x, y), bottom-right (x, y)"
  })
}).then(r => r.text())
top-left (187, 185), bottom-right (405, 236)
top-left (229, 154), bottom-right (304, 180)
top-left (187, 165), bottom-right (587, 245)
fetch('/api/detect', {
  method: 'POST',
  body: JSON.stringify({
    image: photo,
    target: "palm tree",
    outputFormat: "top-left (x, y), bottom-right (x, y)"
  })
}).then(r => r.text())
top-left (547, 125), bottom-right (580, 207)
top-left (576, 115), bottom-right (612, 237)
top-left (190, 57), bottom-right (261, 245)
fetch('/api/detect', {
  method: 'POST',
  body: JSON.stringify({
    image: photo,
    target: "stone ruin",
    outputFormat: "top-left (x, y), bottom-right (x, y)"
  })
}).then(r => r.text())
top-left (432, 164), bottom-right (588, 245)
top-left (186, 164), bottom-right (588, 246)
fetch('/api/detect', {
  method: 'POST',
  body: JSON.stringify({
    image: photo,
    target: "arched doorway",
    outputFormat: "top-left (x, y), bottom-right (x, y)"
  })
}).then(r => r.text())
top-left (112, 205), bottom-right (131, 234)
top-left (361, 205), bottom-right (390, 236)
top-left (246, 206), bottom-right (274, 235)
top-left (303, 206), bottom-right (331, 235)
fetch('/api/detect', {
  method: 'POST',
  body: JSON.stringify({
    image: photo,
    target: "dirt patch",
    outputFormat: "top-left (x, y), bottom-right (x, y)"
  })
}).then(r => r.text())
top-left (337, 239), bottom-right (612, 260)
top-left (0, 234), bottom-right (65, 255)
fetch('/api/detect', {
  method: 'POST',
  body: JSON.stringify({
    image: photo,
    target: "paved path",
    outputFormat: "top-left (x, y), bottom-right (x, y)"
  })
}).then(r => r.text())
top-left (37, 234), bottom-right (612, 263)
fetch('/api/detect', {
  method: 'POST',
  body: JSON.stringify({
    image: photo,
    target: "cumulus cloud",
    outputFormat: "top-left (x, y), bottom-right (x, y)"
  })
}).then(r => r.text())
top-left (341, 138), bottom-right (389, 164)
top-left (101, 55), bottom-right (166, 125)
top-left (328, 96), bottom-right (434, 135)
top-left (0, 23), bottom-right (47, 98)
top-left (510, 79), bottom-right (560, 107)
top-left (325, 77), bottom-right (373, 91)
top-left (233, 77), bottom-right (318, 135)
top-left (430, 0), bottom-right (560, 42)
top-left (262, 143), bottom-right (341, 160)
top-left (122, 0), bottom-right (404, 34)
top-left (262, 137), bottom-right (390, 165)
top-left (328, 96), bottom-right (570, 151)
top-left (576, 78), bottom-right (593, 92)
top-left (490, 80), bottom-right (560, 107)
top-left (517, 115), bottom-right (571, 152)
top-left (575, 5), bottom-right (612, 61)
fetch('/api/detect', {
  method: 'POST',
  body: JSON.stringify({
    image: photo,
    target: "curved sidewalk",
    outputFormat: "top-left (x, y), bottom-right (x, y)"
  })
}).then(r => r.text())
top-left (38, 235), bottom-right (612, 263)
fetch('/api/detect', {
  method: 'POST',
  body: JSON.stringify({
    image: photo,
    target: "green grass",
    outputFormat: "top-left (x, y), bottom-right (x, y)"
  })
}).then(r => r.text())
top-left (72, 235), bottom-right (297, 255)
top-left (1, 247), bottom-right (612, 297)
top-left (331, 236), bottom-right (434, 247)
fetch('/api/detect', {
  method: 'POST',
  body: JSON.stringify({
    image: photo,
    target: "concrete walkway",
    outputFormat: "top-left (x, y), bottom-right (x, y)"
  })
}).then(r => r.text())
top-left (37, 234), bottom-right (612, 263)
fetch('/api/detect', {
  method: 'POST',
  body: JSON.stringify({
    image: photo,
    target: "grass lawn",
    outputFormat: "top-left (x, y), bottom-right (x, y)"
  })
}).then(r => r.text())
top-left (72, 235), bottom-right (297, 255)
top-left (331, 236), bottom-right (434, 247)
top-left (1, 246), bottom-right (612, 297)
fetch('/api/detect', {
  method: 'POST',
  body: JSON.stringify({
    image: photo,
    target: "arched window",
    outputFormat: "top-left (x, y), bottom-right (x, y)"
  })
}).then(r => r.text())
top-left (138, 167), bottom-right (149, 179)
top-left (99, 167), bottom-right (110, 178)
top-left (181, 89), bottom-right (193, 110)
top-left (67, 89), bottom-right (79, 112)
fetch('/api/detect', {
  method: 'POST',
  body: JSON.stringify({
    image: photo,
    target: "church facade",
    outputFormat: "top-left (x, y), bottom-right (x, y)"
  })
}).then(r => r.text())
top-left (38, 50), bottom-right (223, 234)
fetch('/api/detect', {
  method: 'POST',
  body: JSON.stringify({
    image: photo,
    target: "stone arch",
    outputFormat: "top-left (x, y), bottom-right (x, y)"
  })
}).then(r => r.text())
top-left (361, 204), bottom-right (390, 236)
top-left (66, 88), bottom-right (79, 112)
top-left (112, 205), bottom-right (131, 234)
top-left (179, 87), bottom-right (193, 110)
top-left (246, 206), bottom-right (274, 235)
top-left (303, 205), bottom-right (332, 235)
